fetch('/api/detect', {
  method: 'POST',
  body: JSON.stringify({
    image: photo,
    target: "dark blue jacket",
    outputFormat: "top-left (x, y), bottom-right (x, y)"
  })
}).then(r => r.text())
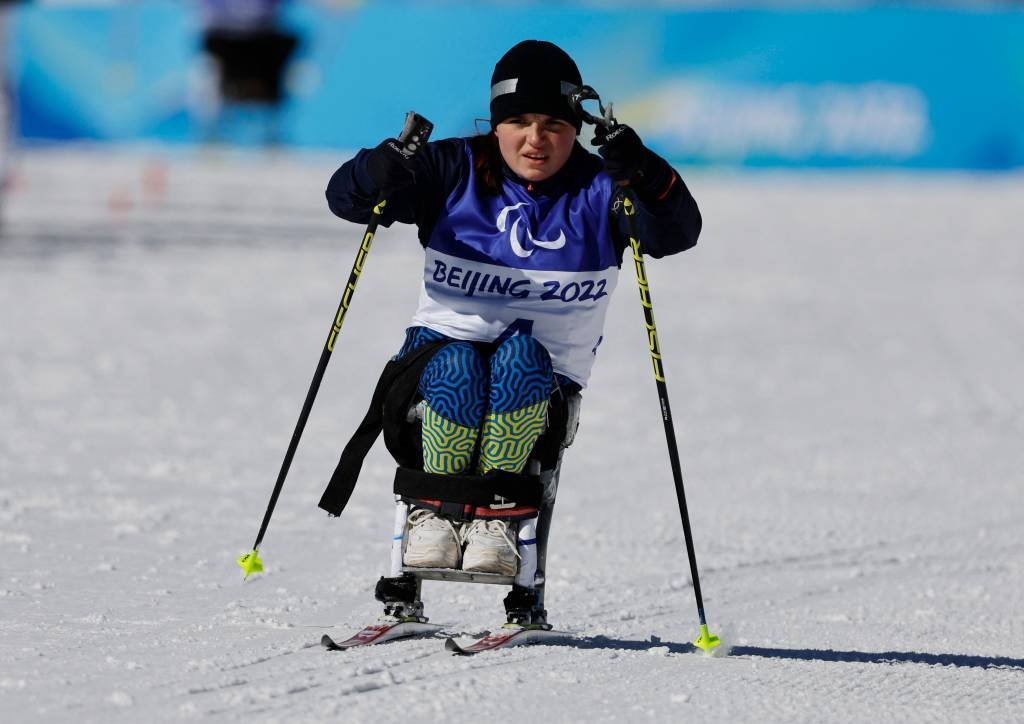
top-left (325, 138), bottom-right (701, 263)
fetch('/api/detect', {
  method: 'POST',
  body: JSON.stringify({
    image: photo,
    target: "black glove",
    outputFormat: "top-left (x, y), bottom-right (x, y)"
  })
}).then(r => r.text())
top-left (366, 137), bottom-right (417, 194)
top-left (592, 123), bottom-right (677, 201)
top-left (591, 124), bottom-right (646, 184)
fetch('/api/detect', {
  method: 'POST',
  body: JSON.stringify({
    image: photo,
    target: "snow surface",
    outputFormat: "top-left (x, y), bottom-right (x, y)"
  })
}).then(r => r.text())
top-left (2, 147), bottom-right (1023, 722)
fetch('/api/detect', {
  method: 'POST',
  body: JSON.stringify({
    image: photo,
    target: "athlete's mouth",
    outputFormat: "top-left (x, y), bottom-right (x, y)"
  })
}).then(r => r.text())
top-left (523, 153), bottom-right (548, 162)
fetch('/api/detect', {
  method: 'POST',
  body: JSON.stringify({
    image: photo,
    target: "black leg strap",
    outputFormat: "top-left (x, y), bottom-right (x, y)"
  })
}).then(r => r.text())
top-left (395, 467), bottom-right (543, 521)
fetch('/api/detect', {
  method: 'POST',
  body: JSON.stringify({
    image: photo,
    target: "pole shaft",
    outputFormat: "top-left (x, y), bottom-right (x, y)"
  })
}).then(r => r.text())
top-left (251, 200), bottom-right (386, 551)
top-left (622, 194), bottom-right (709, 624)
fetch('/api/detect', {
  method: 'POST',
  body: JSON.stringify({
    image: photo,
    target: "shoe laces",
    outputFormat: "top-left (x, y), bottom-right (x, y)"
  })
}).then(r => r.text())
top-left (461, 519), bottom-right (521, 560)
top-left (407, 508), bottom-right (461, 541)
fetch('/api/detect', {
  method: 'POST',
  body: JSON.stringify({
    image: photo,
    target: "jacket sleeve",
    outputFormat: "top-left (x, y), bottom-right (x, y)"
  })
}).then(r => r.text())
top-left (325, 138), bottom-right (466, 244)
top-left (610, 151), bottom-right (702, 260)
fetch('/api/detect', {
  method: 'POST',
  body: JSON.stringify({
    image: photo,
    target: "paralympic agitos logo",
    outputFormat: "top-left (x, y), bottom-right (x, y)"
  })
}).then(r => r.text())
top-left (496, 203), bottom-right (566, 258)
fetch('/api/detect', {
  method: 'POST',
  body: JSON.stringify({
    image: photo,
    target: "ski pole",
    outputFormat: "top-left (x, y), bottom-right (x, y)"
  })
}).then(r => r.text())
top-left (618, 192), bottom-right (720, 653)
top-left (568, 86), bottom-right (720, 652)
top-left (237, 112), bottom-right (434, 579)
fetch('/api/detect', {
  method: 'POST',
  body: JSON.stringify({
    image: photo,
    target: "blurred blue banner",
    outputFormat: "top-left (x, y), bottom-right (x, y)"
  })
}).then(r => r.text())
top-left (11, 2), bottom-right (1024, 168)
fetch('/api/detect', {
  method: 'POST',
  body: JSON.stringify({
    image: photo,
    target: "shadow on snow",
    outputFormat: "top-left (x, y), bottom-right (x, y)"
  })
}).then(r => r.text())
top-left (561, 636), bottom-right (1024, 670)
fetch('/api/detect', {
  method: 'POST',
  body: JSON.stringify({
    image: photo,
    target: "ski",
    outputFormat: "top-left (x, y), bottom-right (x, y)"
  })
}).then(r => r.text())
top-left (444, 624), bottom-right (568, 655)
top-left (321, 619), bottom-right (444, 650)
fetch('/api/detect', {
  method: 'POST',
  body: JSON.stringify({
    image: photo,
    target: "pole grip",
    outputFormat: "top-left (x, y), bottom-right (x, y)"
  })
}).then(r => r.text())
top-left (398, 112), bottom-right (434, 148)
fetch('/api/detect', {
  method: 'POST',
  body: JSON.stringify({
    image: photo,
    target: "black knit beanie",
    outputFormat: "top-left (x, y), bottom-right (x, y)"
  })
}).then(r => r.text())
top-left (490, 40), bottom-right (583, 132)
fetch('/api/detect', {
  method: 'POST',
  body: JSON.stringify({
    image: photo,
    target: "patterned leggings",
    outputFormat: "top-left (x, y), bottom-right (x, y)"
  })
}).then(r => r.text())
top-left (397, 327), bottom-right (555, 475)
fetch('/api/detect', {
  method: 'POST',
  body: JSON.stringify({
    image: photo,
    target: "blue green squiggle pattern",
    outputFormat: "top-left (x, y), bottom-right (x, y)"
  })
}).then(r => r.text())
top-left (418, 342), bottom-right (487, 428)
top-left (489, 336), bottom-right (553, 413)
top-left (409, 332), bottom-right (555, 474)
top-left (478, 400), bottom-right (549, 474)
top-left (421, 404), bottom-right (479, 474)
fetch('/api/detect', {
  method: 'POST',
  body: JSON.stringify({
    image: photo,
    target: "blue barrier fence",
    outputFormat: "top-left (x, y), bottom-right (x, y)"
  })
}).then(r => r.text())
top-left (10, 2), bottom-right (1024, 169)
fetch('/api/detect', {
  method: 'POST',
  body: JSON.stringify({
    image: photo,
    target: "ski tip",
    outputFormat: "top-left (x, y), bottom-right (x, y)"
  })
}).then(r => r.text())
top-left (444, 637), bottom-right (468, 655)
top-left (320, 634), bottom-right (340, 650)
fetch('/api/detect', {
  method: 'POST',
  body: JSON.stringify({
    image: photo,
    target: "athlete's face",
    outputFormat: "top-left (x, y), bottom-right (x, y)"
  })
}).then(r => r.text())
top-left (495, 114), bottom-right (576, 182)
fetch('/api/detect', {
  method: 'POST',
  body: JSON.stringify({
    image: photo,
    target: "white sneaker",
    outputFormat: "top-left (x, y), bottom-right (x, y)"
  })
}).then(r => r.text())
top-left (461, 519), bottom-right (520, 576)
top-left (403, 509), bottom-right (462, 569)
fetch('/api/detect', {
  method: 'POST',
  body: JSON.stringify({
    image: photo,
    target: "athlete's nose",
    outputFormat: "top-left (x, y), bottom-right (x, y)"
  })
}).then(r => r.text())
top-left (525, 122), bottom-right (544, 145)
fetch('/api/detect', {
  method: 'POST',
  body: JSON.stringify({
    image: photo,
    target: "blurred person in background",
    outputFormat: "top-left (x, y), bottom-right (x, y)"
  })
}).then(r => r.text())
top-left (321, 41), bottom-right (701, 592)
top-left (197, 0), bottom-right (298, 145)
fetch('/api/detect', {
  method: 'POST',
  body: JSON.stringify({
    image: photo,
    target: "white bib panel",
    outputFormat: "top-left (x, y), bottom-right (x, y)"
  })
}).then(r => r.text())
top-left (411, 249), bottom-right (619, 387)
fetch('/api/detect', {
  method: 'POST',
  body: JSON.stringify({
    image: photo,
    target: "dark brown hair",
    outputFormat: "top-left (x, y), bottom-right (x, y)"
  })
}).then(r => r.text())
top-left (469, 132), bottom-right (504, 195)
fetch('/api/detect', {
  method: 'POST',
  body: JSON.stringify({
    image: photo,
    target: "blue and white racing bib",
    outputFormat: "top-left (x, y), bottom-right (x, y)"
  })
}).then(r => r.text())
top-left (411, 141), bottom-right (620, 388)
